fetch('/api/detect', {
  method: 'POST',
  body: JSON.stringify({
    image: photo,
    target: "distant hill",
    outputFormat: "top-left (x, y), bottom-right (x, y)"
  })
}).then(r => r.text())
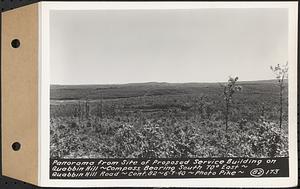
top-left (50, 79), bottom-right (287, 100)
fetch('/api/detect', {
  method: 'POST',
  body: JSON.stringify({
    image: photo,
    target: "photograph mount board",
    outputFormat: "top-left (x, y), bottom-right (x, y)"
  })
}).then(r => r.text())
top-left (1, 2), bottom-right (298, 187)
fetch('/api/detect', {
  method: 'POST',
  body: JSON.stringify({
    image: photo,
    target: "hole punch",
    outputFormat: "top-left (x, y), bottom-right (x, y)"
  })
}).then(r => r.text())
top-left (11, 39), bottom-right (20, 48)
top-left (12, 142), bottom-right (21, 151)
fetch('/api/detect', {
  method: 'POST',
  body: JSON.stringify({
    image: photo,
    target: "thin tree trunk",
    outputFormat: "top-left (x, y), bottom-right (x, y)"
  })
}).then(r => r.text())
top-left (225, 100), bottom-right (229, 157)
top-left (85, 100), bottom-right (89, 119)
top-left (78, 102), bottom-right (81, 123)
top-left (100, 93), bottom-right (103, 119)
top-left (279, 85), bottom-right (283, 130)
top-left (97, 103), bottom-right (100, 122)
top-left (225, 100), bottom-right (229, 132)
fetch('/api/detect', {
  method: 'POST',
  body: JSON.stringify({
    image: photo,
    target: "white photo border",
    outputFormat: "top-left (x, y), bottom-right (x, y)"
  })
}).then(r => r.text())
top-left (39, 2), bottom-right (298, 187)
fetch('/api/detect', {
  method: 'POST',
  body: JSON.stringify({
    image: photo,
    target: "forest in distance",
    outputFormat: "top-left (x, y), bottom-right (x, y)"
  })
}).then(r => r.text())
top-left (50, 77), bottom-right (289, 159)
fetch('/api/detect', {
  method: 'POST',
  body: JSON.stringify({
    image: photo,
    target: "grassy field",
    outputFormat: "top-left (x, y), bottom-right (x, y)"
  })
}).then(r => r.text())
top-left (50, 80), bottom-right (288, 158)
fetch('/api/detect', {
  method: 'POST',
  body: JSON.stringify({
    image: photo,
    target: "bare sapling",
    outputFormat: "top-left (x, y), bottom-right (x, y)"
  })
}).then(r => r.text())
top-left (222, 76), bottom-right (242, 132)
top-left (270, 62), bottom-right (288, 130)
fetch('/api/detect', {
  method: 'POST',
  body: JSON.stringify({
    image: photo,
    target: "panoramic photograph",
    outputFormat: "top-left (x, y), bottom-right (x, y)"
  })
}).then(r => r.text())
top-left (49, 9), bottom-right (288, 159)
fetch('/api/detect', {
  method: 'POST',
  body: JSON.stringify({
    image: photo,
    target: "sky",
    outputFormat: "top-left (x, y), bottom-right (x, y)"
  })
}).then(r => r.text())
top-left (50, 9), bottom-right (288, 85)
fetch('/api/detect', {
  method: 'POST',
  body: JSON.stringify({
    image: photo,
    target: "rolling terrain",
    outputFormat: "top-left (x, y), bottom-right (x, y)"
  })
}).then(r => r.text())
top-left (50, 80), bottom-right (288, 158)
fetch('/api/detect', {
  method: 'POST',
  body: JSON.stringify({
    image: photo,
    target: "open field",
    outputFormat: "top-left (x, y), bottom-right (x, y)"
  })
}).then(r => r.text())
top-left (50, 80), bottom-right (288, 158)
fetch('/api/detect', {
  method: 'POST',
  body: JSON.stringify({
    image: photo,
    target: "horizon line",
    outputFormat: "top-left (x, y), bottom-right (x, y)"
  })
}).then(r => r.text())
top-left (50, 78), bottom-right (286, 86)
